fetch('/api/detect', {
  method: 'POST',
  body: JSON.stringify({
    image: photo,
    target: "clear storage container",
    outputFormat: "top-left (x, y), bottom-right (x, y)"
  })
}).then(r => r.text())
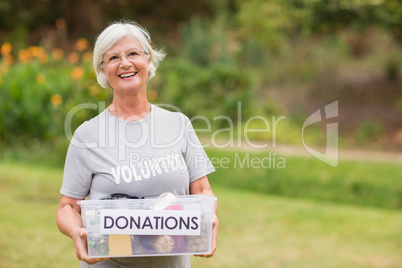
top-left (78, 194), bottom-right (216, 257)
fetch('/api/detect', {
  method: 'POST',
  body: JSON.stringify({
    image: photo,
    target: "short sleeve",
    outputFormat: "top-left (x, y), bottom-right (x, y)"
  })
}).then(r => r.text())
top-left (183, 117), bottom-right (215, 182)
top-left (60, 133), bottom-right (93, 199)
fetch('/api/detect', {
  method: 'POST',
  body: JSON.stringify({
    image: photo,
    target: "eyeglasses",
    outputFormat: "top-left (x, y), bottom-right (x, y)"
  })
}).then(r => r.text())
top-left (101, 48), bottom-right (149, 65)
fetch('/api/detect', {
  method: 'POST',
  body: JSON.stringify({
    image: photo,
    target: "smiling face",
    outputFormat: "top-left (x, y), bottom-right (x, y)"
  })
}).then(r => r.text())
top-left (101, 36), bottom-right (150, 95)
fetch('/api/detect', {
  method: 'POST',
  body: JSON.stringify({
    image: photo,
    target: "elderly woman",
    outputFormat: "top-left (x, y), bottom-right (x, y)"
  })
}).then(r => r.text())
top-left (56, 21), bottom-right (218, 268)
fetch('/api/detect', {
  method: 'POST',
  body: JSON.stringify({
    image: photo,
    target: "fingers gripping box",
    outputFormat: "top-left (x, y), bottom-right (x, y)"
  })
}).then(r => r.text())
top-left (78, 194), bottom-right (216, 257)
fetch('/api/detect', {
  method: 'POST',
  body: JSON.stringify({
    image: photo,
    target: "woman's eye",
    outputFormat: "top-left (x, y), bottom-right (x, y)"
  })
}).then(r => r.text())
top-left (109, 56), bottom-right (119, 62)
top-left (128, 51), bottom-right (139, 57)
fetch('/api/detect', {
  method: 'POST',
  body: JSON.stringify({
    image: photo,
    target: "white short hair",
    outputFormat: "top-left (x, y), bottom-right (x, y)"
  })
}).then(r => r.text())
top-left (93, 20), bottom-right (166, 88)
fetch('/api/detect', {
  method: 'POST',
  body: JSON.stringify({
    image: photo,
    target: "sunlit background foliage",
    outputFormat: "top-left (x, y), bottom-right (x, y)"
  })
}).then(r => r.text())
top-left (1, 2), bottom-right (402, 267)
top-left (1, 0), bottom-right (402, 163)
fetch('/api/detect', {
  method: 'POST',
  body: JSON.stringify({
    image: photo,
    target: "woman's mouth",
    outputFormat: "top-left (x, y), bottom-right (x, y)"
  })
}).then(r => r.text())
top-left (119, 72), bottom-right (137, 79)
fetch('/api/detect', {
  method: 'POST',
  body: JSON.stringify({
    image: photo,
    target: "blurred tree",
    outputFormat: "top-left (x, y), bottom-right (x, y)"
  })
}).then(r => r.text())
top-left (178, 15), bottom-right (236, 66)
top-left (61, 0), bottom-right (104, 37)
top-left (0, 0), bottom-right (217, 45)
top-left (0, 0), bottom-right (61, 30)
top-left (236, 0), bottom-right (307, 50)
top-left (304, 0), bottom-right (402, 46)
top-left (304, 0), bottom-right (379, 34)
top-left (235, 0), bottom-right (402, 54)
top-left (383, 0), bottom-right (402, 45)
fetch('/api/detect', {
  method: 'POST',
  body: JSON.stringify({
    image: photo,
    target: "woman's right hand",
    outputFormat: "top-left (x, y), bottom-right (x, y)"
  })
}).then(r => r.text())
top-left (57, 196), bottom-right (110, 265)
top-left (72, 227), bottom-right (110, 265)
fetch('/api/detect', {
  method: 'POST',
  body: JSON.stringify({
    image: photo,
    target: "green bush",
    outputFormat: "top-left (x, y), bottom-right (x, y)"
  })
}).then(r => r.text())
top-left (153, 15), bottom-right (259, 127)
top-left (355, 120), bottom-right (384, 145)
top-left (156, 58), bottom-right (256, 123)
top-left (0, 42), bottom-right (112, 144)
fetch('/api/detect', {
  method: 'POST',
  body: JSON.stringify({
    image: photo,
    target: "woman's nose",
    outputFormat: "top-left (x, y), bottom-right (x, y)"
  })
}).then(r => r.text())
top-left (120, 54), bottom-right (131, 66)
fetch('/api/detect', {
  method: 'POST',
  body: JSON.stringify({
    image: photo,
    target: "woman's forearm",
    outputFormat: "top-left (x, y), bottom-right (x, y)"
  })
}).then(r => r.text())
top-left (56, 196), bottom-right (83, 238)
top-left (190, 176), bottom-right (218, 214)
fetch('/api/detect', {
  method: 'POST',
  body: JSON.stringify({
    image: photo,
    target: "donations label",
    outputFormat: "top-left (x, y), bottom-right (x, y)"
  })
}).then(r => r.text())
top-left (99, 209), bottom-right (201, 235)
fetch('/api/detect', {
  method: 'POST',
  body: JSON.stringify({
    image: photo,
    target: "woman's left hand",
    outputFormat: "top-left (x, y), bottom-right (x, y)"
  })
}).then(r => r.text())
top-left (190, 176), bottom-right (219, 258)
top-left (194, 213), bottom-right (219, 258)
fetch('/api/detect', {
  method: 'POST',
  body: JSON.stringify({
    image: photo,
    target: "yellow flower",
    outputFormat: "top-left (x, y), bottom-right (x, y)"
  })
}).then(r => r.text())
top-left (18, 49), bottom-right (32, 63)
top-left (68, 52), bottom-right (79, 64)
top-left (148, 89), bottom-right (158, 101)
top-left (50, 94), bottom-right (63, 107)
top-left (36, 73), bottom-right (46, 84)
top-left (52, 48), bottom-right (63, 61)
top-left (76, 38), bottom-right (89, 51)
top-left (28, 46), bottom-right (44, 58)
top-left (82, 51), bottom-right (92, 63)
top-left (71, 66), bottom-right (84, 80)
top-left (1, 42), bottom-right (12, 55)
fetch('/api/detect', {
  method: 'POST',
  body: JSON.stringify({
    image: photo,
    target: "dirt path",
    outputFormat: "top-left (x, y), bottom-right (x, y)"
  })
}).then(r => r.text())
top-left (273, 144), bottom-right (402, 164)
top-left (200, 138), bottom-right (402, 164)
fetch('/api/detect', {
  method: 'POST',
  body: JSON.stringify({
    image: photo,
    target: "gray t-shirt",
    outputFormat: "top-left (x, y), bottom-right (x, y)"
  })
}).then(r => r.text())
top-left (60, 104), bottom-right (215, 267)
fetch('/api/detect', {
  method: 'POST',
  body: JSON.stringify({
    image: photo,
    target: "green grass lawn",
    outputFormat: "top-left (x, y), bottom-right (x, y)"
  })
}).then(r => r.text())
top-left (205, 148), bottom-right (402, 210)
top-left (0, 160), bottom-right (401, 268)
